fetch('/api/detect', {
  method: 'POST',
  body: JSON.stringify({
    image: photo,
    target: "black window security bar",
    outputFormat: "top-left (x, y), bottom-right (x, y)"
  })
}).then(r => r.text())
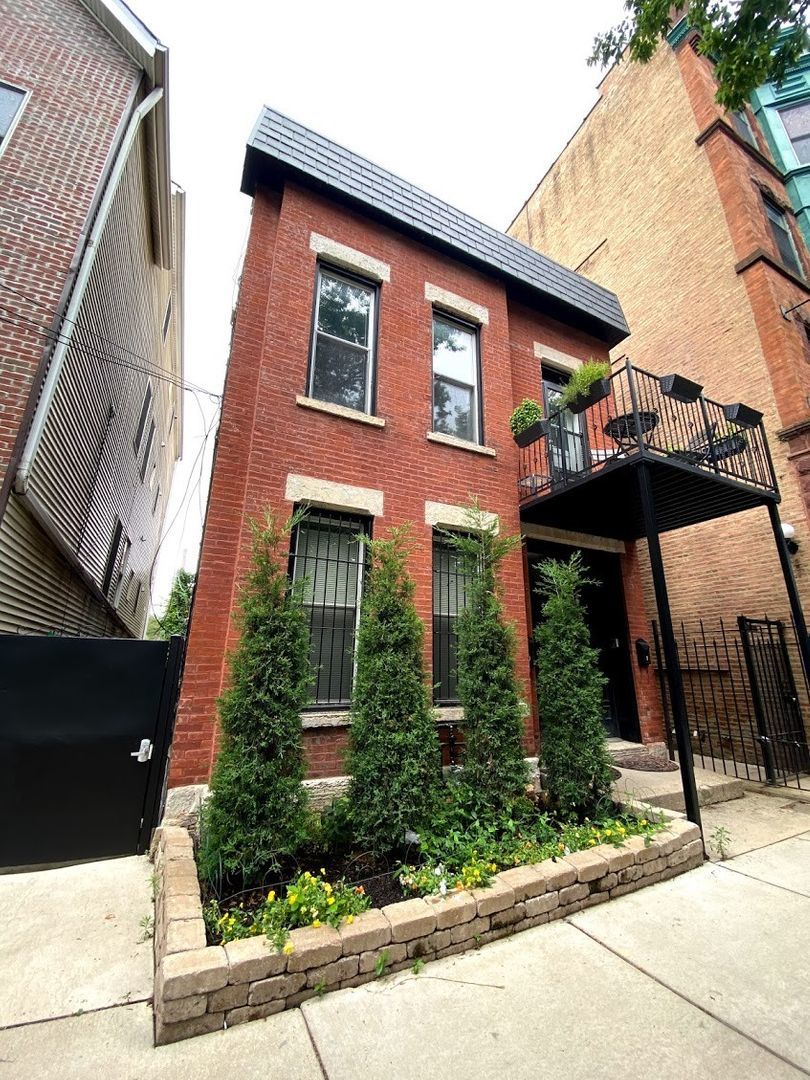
top-left (291, 509), bottom-right (368, 707)
top-left (517, 362), bottom-right (777, 504)
top-left (432, 535), bottom-right (472, 704)
top-left (652, 616), bottom-right (810, 790)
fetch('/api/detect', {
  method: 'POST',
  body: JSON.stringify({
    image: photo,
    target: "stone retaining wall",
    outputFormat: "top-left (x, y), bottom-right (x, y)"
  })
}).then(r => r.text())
top-left (152, 814), bottom-right (703, 1044)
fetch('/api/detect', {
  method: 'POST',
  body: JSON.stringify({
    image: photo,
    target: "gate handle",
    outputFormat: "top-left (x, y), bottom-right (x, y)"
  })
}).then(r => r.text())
top-left (130, 739), bottom-right (153, 763)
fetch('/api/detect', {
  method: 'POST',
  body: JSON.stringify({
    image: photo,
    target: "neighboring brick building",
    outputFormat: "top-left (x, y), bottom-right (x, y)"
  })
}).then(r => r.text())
top-left (508, 18), bottom-right (810, 630)
top-left (0, 0), bottom-right (184, 637)
top-left (172, 107), bottom-right (781, 792)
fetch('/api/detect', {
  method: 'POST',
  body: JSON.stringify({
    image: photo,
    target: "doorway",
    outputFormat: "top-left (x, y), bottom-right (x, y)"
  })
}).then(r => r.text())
top-left (527, 539), bottom-right (640, 742)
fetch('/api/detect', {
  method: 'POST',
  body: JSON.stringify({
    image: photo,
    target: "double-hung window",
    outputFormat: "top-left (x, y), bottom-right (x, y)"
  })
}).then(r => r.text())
top-left (432, 534), bottom-right (471, 704)
top-left (432, 314), bottom-right (480, 443)
top-left (730, 109), bottom-right (756, 146)
top-left (764, 197), bottom-right (804, 278)
top-left (0, 82), bottom-right (27, 150)
top-left (291, 509), bottom-right (368, 706)
top-left (780, 102), bottom-right (810, 165)
top-left (309, 266), bottom-right (376, 413)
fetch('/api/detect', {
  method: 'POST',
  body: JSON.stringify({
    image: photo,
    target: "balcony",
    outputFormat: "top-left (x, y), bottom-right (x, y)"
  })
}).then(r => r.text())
top-left (517, 362), bottom-right (779, 540)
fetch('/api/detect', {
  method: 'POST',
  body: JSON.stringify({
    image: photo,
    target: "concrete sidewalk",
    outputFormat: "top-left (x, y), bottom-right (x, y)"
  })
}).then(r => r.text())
top-left (1, 793), bottom-right (808, 1079)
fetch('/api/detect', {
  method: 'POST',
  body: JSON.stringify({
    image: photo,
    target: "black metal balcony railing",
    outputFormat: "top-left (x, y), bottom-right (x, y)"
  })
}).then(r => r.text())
top-left (517, 362), bottom-right (778, 503)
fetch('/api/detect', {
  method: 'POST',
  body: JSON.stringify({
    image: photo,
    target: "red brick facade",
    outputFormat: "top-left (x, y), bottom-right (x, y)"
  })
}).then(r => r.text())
top-left (172, 179), bottom-right (664, 788)
top-left (0, 0), bottom-right (138, 513)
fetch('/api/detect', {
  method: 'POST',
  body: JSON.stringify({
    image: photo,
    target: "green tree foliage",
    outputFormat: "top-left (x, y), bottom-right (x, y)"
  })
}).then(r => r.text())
top-left (146, 569), bottom-right (195, 640)
top-left (445, 505), bottom-right (529, 810)
top-left (591, 1), bottom-right (809, 110)
top-left (199, 511), bottom-right (312, 886)
top-left (347, 526), bottom-right (441, 852)
top-left (535, 554), bottom-right (614, 820)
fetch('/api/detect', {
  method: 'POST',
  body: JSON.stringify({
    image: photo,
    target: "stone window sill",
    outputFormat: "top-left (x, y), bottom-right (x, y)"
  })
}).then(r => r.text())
top-left (426, 431), bottom-right (496, 457)
top-left (296, 395), bottom-right (386, 428)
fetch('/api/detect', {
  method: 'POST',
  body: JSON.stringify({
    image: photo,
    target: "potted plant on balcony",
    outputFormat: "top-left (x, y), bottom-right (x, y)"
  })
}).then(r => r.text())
top-left (510, 399), bottom-right (547, 447)
top-left (557, 360), bottom-right (611, 414)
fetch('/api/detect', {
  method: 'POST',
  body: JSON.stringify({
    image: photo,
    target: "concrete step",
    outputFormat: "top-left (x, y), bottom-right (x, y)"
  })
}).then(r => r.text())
top-left (613, 763), bottom-right (746, 812)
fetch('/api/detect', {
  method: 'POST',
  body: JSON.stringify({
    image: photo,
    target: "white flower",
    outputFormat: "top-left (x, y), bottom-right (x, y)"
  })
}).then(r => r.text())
top-left (439, 880), bottom-right (447, 896)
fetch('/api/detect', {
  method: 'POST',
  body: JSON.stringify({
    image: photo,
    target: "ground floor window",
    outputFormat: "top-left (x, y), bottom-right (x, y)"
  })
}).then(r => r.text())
top-left (432, 534), bottom-right (471, 704)
top-left (291, 509), bottom-right (368, 706)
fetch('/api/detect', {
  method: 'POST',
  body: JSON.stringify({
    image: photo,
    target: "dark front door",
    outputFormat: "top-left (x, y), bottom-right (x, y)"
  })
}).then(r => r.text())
top-left (0, 635), bottom-right (183, 868)
top-left (528, 541), bottom-right (640, 742)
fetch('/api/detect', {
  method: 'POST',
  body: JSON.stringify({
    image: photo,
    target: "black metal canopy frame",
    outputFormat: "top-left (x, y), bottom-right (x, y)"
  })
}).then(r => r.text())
top-left (518, 360), bottom-right (810, 828)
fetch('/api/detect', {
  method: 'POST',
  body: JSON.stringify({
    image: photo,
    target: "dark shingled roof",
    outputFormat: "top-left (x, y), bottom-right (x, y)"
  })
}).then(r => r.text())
top-left (241, 108), bottom-right (629, 347)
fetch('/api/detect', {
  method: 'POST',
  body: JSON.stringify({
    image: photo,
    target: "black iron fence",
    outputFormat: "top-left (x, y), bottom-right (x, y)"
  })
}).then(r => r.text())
top-left (518, 362), bottom-right (777, 502)
top-left (652, 615), bottom-right (810, 790)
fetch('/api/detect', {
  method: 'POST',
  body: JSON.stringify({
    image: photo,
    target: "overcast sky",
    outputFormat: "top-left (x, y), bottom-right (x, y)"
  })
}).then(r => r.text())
top-left (139, 0), bottom-right (626, 610)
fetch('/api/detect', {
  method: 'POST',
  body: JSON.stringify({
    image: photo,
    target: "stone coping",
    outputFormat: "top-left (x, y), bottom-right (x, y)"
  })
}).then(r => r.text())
top-left (152, 803), bottom-right (703, 1045)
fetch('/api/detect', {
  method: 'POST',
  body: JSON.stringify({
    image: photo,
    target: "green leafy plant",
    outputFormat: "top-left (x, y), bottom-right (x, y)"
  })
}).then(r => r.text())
top-left (205, 870), bottom-right (371, 948)
top-left (590, 1), bottom-right (809, 111)
top-left (443, 503), bottom-right (529, 811)
top-left (556, 361), bottom-right (611, 411)
top-left (535, 553), bottom-right (614, 819)
top-left (138, 914), bottom-right (154, 942)
top-left (313, 978), bottom-right (327, 997)
top-left (374, 950), bottom-right (390, 977)
top-left (509, 398), bottom-right (544, 437)
top-left (710, 825), bottom-right (732, 860)
top-left (411, 958), bottom-right (426, 975)
top-left (147, 568), bottom-right (195, 640)
top-left (198, 510), bottom-right (312, 887)
top-left (347, 525), bottom-right (441, 854)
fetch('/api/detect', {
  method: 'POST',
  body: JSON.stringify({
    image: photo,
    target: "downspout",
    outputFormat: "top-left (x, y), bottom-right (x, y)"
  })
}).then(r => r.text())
top-left (14, 86), bottom-right (164, 496)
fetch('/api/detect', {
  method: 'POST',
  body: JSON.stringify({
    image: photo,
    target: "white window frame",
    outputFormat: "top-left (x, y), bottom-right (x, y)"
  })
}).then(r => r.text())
top-left (431, 311), bottom-right (481, 445)
top-left (0, 81), bottom-right (30, 162)
top-left (309, 265), bottom-right (377, 415)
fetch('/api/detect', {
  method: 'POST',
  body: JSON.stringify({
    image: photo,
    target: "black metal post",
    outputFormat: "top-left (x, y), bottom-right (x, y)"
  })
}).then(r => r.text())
top-left (768, 500), bottom-right (810, 684)
top-left (637, 463), bottom-right (702, 829)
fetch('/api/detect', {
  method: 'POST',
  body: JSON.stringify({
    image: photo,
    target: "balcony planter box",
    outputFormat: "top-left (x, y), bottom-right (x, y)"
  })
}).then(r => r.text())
top-left (660, 373), bottom-right (703, 404)
top-left (513, 419), bottom-right (549, 448)
top-left (567, 377), bottom-right (611, 415)
top-left (723, 402), bottom-right (763, 429)
top-left (711, 433), bottom-right (748, 461)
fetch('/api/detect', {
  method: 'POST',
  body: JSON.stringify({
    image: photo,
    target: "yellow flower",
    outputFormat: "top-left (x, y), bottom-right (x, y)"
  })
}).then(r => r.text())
top-left (640, 819), bottom-right (648, 827)
top-left (283, 942), bottom-right (294, 955)
top-left (312, 919), bottom-right (322, 928)
top-left (588, 839), bottom-right (597, 846)
top-left (346, 914), bottom-right (354, 924)
top-left (327, 897), bottom-right (335, 906)
top-left (288, 892), bottom-right (298, 904)
top-left (320, 867), bottom-right (326, 875)
top-left (267, 890), bottom-right (275, 902)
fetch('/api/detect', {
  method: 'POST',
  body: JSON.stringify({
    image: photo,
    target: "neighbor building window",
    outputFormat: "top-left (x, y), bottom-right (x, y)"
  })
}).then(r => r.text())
top-left (780, 101), bottom-right (810, 165)
top-left (309, 266), bottom-right (376, 413)
top-left (0, 82), bottom-right (26, 148)
top-left (139, 419), bottom-right (156, 482)
top-left (291, 509), bottom-right (369, 706)
top-left (134, 383), bottom-right (153, 452)
top-left (730, 109), bottom-right (756, 146)
top-left (764, 197), bottom-right (804, 277)
top-left (432, 313), bottom-right (480, 443)
top-left (102, 520), bottom-right (130, 602)
top-left (162, 296), bottom-right (172, 342)
top-left (432, 534), bottom-right (471, 704)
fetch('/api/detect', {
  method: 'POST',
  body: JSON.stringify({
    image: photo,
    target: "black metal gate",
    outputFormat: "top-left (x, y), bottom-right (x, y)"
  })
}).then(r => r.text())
top-left (652, 616), bottom-right (810, 790)
top-left (0, 634), bottom-right (183, 868)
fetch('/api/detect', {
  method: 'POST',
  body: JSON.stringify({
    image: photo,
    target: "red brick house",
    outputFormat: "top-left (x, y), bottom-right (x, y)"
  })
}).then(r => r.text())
top-left (171, 109), bottom-right (793, 815)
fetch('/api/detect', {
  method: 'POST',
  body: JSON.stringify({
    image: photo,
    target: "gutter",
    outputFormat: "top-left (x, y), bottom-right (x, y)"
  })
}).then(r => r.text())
top-left (14, 86), bottom-right (164, 496)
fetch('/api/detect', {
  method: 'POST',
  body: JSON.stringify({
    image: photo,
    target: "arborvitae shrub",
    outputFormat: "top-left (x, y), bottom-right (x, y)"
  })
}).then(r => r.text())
top-left (446, 506), bottom-right (529, 810)
top-left (199, 511), bottom-right (312, 886)
top-left (535, 553), bottom-right (614, 819)
top-left (347, 526), bottom-right (441, 853)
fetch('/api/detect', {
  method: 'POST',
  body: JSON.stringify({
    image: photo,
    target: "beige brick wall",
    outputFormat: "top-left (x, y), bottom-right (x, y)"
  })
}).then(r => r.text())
top-left (509, 42), bottom-right (810, 628)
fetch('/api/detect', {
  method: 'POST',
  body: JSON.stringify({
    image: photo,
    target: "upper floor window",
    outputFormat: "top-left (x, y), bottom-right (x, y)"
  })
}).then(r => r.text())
top-left (764, 197), bottom-right (804, 277)
top-left (134, 383), bottom-right (153, 452)
top-left (432, 314), bottom-right (480, 443)
top-left (291, 509), bottom-right (369, 707)
top-left (309, 266), bottom-right (376, 413)
top-left (730, 109), bottom-right (756, 146)
top-left (0, 82), bottom-right (26, 149)
top-left (780, 102), bottom-right (810, 165)
top-left (139, 419), bottom-right (156, 482)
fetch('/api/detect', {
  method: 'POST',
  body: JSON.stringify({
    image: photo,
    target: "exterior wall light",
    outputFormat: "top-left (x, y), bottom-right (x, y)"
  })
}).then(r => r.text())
top-left (782, 521), bottom-right (800, 554)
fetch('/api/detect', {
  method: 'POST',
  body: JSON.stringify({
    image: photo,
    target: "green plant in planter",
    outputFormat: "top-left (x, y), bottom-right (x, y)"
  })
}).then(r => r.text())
top-left (347, 525), bottom-right (441, 854)
top-left (198, 509), bottom-right (312, 887)
top-left (443, 502), bottom-right (529, 811)
top-left (557, 360), bottom-right (611, 411)
top-left (534, 553), bottom-right (614, 819)
top-left (509, 398), bottom-right (544, 438)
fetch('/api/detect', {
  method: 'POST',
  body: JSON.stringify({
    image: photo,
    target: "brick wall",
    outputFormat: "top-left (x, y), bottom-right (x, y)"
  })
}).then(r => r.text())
top-left (509, 40), bottom-right (810, 630)
top-left (171, 180), bottom-right (641, 786)
top-left (0, 0), bottom-right (138, 509)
